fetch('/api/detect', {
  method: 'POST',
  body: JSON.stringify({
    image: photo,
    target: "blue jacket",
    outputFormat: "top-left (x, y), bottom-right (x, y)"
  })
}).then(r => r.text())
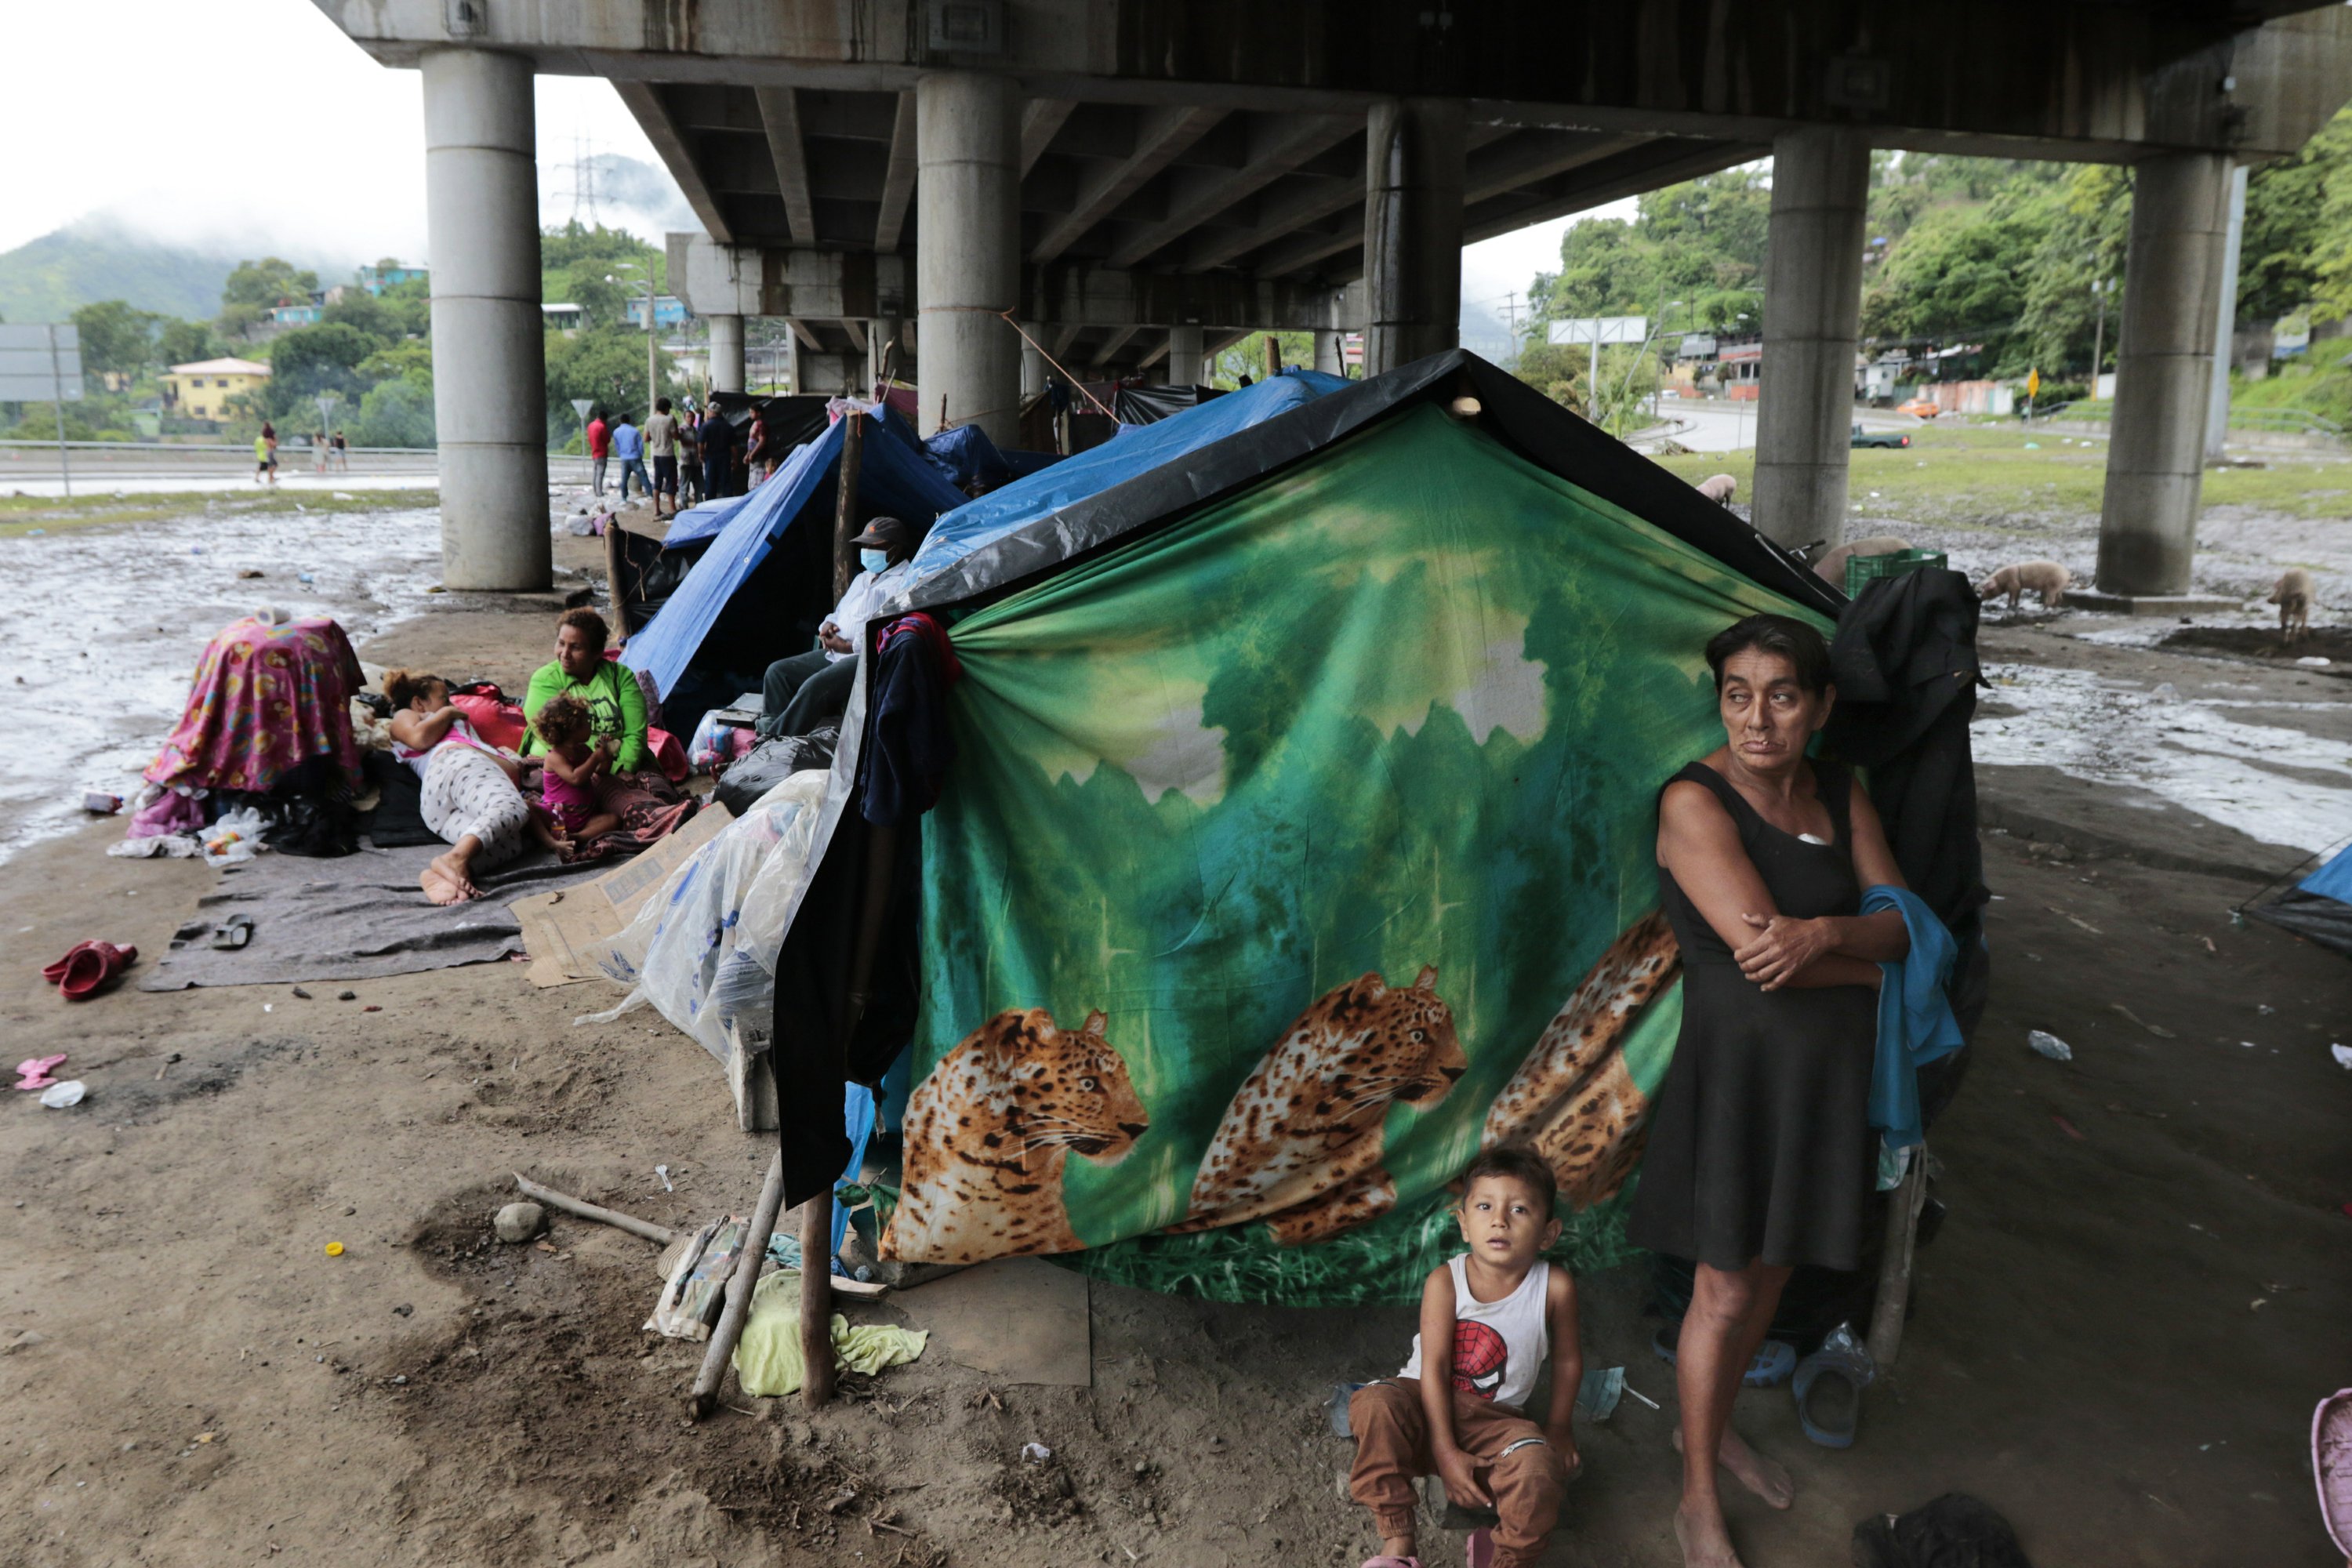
top-left (1861, 884), bottom-right (1966, 1152)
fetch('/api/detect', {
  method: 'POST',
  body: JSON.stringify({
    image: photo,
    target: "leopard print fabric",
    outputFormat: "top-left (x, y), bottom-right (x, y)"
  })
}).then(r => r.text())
top-left (881, 1007), bottom-right (1150, 1264)
top-left (1482, 910), bottom-right (1679, 1205)
top-left (1178, 964), bottom-right (1466, 1239)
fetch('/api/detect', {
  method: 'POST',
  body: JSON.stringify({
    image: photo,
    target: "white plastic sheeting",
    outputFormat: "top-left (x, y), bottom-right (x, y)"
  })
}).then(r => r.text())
top-left (576, 771), bottom-right (829, 1106)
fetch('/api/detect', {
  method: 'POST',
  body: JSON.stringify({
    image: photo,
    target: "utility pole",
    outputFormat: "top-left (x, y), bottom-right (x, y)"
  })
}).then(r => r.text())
top-left (2089, 278), bottom-right (2108, 401)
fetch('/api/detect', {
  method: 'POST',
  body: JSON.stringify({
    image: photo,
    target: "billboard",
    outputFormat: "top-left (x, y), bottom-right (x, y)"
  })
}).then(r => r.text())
top-left (1547, 316), bottom-right (1646, 347)
top-left (0, 324), bottom-right (83, 402)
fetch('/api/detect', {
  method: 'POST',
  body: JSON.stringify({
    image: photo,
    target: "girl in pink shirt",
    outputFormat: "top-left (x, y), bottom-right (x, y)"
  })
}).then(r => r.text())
top-left (531, 694), bottom-right (621, 845)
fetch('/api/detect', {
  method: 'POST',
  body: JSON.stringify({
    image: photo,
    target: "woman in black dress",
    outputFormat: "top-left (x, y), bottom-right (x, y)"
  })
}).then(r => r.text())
top-left (1630, 614), bottom-right (1909, 1568)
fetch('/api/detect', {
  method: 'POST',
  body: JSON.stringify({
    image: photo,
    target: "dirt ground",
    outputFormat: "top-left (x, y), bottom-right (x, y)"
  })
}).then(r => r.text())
top-left (4, 517), bottom-right (2350, 1568)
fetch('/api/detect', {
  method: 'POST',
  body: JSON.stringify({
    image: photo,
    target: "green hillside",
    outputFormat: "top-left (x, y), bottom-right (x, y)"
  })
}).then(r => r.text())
top-left (0, 223), bottom-right (303, 325)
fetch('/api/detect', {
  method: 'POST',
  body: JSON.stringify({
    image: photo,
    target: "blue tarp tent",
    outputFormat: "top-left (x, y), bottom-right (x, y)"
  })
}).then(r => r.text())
top-left (623, 407), bottom-right (967, 699)
top-left (906, 367), bottom-right (1351, 583)
top-left (2249, 840), bottom-right (2352, 955)
top-left (922, 423), bottom-right (1058, 490)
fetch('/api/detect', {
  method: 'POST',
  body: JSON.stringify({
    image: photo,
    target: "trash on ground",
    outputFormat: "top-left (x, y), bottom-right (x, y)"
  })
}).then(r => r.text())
top-left (2332, 1044), bottom-right (2352, 1071)
top-left (730, 1269), bottom-right (928, 1397)
top-left (1021, 1442), bottom-right (1053, 1463)
top-left (2296, 655), bottom-right (2332, 668)
top-left (2053, 1114), bottom-right (2086, 1141)
top-left (15, 1054), bottom-right (67, 1091)
top-left (2109, 1004), bottom-right (2176, 1039)
top-left (645, 1216), bottom-right (749, 1341)
top-left (1850, 1493), bottom-right (2030, 1567)
top-left (2027, 1029), bottom-right (2073, 1061)
top-left (337, 990), bottom-right (356, 1001)
top-left (38, 1081), bottom-right (87, 1109)
top-left (655, 1163), bottom-right (674, 1192)
top-left (81, 793), bottom-right (122, 815)
top-left (324, 1242), bottom-right (344, 1257)
top-left (494, 1201), bottom-right (546, 1243)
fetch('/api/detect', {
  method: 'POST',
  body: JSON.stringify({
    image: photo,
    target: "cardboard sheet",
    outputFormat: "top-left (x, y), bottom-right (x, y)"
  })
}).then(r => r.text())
top-left (509, 802), bottom-right (734, 986)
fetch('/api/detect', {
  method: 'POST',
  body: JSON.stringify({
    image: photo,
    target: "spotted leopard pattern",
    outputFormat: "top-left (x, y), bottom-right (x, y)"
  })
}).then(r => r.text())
top-left (1177, 965), bottom-right (1465, 1236)
top-left (880, 1007), bottom-right (1149, 1264)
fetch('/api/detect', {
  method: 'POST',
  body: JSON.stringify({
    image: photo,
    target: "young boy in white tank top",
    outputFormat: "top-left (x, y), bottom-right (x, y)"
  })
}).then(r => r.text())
top-left (1346, 1148), bottom-right (1582, 1568)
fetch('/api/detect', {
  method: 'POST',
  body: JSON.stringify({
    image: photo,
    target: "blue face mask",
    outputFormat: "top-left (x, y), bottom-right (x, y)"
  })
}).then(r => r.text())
top-left (859, 548), bottom-right (889, 574)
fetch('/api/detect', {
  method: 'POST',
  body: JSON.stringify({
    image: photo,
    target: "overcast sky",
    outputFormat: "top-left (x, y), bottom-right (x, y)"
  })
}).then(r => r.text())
top-left (1, 0), bottom-right (1621, 310)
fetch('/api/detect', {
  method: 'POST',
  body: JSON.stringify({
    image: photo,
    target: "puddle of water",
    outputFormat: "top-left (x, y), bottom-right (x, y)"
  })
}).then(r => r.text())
top-left (1974, 662), bottom-right (2352, 852)
top-left (0, 507), bottom-right (441, 864)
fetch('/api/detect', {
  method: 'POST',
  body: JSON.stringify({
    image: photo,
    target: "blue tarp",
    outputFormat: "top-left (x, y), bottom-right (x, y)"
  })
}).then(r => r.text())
top-left (906, 367), bottom-right (1351, 583)
top-left (2303, 844), bottom-right (2352, 902)
top-left (623, 409), bottom-right (967, 698)
top-left (923, 423), bottom-right (1061, 490)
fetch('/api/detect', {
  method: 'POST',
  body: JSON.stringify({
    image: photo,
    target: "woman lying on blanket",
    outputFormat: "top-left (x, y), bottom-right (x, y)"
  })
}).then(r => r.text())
top-left (385, 669), bottom-right (561, 904)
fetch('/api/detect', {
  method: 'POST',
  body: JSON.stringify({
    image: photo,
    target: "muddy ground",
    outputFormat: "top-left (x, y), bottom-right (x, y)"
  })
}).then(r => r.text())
top-left (4, 508), bottom-right (2350, 1568)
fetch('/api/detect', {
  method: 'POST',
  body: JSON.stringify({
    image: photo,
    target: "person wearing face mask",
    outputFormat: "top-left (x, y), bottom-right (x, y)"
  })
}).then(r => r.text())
top-left (757, 515), bottom-right (917, 739)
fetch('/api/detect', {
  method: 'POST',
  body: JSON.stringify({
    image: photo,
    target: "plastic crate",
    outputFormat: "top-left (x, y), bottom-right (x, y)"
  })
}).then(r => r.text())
top-left (1845, 547), bottom-right (1947, 597)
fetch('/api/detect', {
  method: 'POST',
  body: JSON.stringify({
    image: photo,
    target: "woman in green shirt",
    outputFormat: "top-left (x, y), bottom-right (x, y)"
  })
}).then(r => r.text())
top-left (520, 608), bottom-right (651, 774)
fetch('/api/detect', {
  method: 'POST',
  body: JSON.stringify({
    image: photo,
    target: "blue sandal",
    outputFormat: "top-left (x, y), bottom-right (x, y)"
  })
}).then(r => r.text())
top-left (1791, 1327), bottom-right (1876, 1448)
top-left (1652, 1326), bottom-right (1797, 1388)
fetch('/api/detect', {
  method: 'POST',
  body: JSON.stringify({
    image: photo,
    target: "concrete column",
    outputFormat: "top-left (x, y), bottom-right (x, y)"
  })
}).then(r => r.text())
top-left (421, 48), bottom-right (547, 591)
top-left (1362, 98), bottom-right (1465, 377)
top-left (916, 72), bottom-right (1021, 444)
top-left (1313, 328), bottom-right (1344, 376)
top-left (706, 314), bottom-right (746, 394)
top-left (2204, 164), bottom-right (2249, 463)
top-left (1167, 325), bottom-right (1204, 387)
top-left (2096, 153), bottom-right (2234, 598)
top-left (1751, 127), bottom-right (1871, 554)
top-left (1020, 336), bottom-right (1045, 398)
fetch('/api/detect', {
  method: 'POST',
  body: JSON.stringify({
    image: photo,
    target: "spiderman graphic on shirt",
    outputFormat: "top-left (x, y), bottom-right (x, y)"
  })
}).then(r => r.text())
top-left (1450, 1319), bottom-right (1508, 1399)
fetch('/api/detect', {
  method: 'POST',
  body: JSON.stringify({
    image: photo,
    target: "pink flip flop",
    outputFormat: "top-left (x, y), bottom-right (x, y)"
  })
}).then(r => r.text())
top-left (2316, 1388), bottom-right (2352, 1557)
top-left (1465, 1529), bottom-right (1496, 1568)
top-left (1360, 1559), bottom-right (1422, 1568)
top-left (14, 1054), bottom-right (67, 1091)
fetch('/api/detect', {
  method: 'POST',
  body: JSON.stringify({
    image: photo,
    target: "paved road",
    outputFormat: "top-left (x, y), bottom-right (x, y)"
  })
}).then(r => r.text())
top-left (1635, 399), bottom-right (1924, 453)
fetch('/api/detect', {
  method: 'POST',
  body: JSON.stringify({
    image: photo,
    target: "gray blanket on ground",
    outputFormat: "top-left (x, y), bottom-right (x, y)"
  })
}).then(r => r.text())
top-left (137, 844), bottom-right (607, 989)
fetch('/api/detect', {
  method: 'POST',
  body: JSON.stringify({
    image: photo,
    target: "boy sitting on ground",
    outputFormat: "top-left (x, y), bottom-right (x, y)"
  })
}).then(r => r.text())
top-left (1348, 1148), bottom-right (1581, 1568)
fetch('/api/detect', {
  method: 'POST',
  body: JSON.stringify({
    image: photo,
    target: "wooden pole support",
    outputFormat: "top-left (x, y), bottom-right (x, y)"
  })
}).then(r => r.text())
top-left (511, 1172), bottom-right (675, 1245)
top-left (1866, 1155), bottom-right (1929, 1371)
top-left (800, 1192), bottom-right (837, 1409)
top-left (833, 408), bottom-right (864, 600)
top-left (687, 1150), bottom-right (788, 1421)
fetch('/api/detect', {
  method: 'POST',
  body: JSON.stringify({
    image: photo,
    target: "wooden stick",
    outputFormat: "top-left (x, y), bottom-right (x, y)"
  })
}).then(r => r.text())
top-left (688, 1150), bottom-right (787, 1421)
top-left (800, 1192), bottom-right (836, 1408)
top-left (833, 408), bottom-right (864, 599)
top-left (1866, 1154), bottom-right (1929, 1370)
top-left (510, 1172), bottom-right (676, 1245)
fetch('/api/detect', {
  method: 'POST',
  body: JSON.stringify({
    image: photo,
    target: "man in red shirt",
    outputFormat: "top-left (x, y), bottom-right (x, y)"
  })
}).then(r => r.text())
top-left (586, 409), bottom-right (611, 496)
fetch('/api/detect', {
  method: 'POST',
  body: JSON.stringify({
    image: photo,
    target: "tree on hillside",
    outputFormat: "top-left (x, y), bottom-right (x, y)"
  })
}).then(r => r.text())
top-left (70, 299), bottom-right (162, 382)
top-left (2245, 107), bottom-right (2352, 322)
top-left (1530, 168), bottom-right (1770, 343)
top-left (545, 325), bottom-right (678, 430)
top-left (266, 321), bottom-right (375, 423)
top-left (217, 256), bottom-right (319, 339)
top-left (1860, 192), bottom-right (2053, 367)
top-left (157, 318), bottom-right (222, 368)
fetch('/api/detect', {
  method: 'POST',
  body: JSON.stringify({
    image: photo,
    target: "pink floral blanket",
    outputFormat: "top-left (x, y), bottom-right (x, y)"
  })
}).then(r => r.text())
top-left (145, 616), bottom-right (365, 794)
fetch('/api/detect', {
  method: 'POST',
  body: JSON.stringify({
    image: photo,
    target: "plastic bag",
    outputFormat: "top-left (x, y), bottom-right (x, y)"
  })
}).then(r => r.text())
top-left (577, 771), bottom-right (829, 1075)
top-left (201, 806), bottom-right (272, 865)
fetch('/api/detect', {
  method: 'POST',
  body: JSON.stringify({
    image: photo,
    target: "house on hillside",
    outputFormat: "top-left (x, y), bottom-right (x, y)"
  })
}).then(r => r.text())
top-left (358, 262), bottom-right (428, 296)
top-left (162, 358), bottom-right (270, 426)
top-left (269, 292), bottom-right (326, 328)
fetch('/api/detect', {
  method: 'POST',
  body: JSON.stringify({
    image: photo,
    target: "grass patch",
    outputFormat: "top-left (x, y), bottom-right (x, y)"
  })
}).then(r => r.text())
top-left (0, 487), bottom-right (441, 539)
top-left (1650, 421), bottom-right (2352, 528)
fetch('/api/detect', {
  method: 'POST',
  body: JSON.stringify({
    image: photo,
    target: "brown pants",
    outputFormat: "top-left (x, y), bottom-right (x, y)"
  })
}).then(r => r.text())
top-left (1348, 1378), bottom-right (1566, 1568)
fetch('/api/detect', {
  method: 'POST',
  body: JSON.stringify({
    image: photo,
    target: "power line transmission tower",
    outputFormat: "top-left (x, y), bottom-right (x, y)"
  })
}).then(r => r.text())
top-left (566, 135), bottom-right (602, 227)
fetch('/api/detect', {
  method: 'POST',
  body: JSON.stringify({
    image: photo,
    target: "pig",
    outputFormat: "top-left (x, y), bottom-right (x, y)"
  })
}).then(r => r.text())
top-left (1813, 535), bottom-right (1911, 586)
top-left (2268, 567), bottom-right (2316, 641)
top-left (1976, 560), bottom-right (2071, 612)
top-left (1696, 473), bottom-right (1739, 504)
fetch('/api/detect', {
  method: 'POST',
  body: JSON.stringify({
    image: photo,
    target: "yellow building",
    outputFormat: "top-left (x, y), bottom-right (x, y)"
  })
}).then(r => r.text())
top-left (163, 358), bottom-right (271, 423)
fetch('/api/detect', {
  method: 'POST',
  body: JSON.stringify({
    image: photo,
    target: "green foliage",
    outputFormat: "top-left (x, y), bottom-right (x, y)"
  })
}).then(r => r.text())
top-left (349, 378), bottom-right (437, 448)
top-left (544, 323), bottom-right (681, 433)
top-left (0, 223), bottom-right (244, 325)
top-left (1208, 331), bottom-right (1316, 388)
top-left (219, 258), bottom-right (319, 328)
top-left (2012, 165), bottom-right (2132, 376)
top-left (2243, 111), bottom-right (2352, 321)
top-left (157, 318), bottom-right (221, 368)
top-left (1515, 339), bottom-right (1658, 433)
top-left (1531, 169), bottom-right (1772, 337)
top-left (1861, 193), bottom-right (2053, 365)
top-left (540, 222), bottom-right (666, 329)
top-left (264, 322), bottom-right (376, 421)
top-left (68, 299), bottom-right (162, 379)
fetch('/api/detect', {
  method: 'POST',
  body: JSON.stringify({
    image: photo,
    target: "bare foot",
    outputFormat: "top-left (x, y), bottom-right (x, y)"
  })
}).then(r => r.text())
top-left (1672, 1427), bottom-right (1794, 1509)
top-left (1673, 1501), bottom-right (1744, 1568)
top-left (421, 851), bottom-right (480, 905)
top-left (1377, 1534), bottom-right (1417, 1564)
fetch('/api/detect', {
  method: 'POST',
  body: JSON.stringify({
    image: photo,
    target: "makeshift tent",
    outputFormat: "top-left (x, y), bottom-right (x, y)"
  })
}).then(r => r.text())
top-left (1113, 382), bottom-right (1225, 425)
top-left (618, 405), bottom-right (967, 729)
top-left (766, 350), bottom-right (1970, 1306)
top-left (906, 367), bottom-right (1352, 585)
top-left (2247, 844), bottom-right (2352, 955)
top-left (923, 423), bottom-right (1058, 491)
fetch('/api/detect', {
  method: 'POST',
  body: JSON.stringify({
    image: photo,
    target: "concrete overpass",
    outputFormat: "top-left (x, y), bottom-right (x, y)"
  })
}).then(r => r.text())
top-left (315, 1), bottom-right (2352, 602)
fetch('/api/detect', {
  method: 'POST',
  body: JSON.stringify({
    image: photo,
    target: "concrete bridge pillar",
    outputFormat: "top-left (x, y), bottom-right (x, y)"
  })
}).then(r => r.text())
top-left (421, 47), bottom-right (548, 591)
top-left (1363, 98), bottom-right (1465, 377)
top-left (2096, 153), bottom-right (2235, 599)
top-left (917, 71), bottom-right (1022, 444)
top-left (1313, 329), bottom-right (1344, 376)
top-left (1751, 126), bottom-right (1871, 554)
top-left (1020, 336), bottom-right (1045, 398)
top-left (1167, 325), bottom-right (1204, 386)
top-left (706, 314), bottom-right (746, 394)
